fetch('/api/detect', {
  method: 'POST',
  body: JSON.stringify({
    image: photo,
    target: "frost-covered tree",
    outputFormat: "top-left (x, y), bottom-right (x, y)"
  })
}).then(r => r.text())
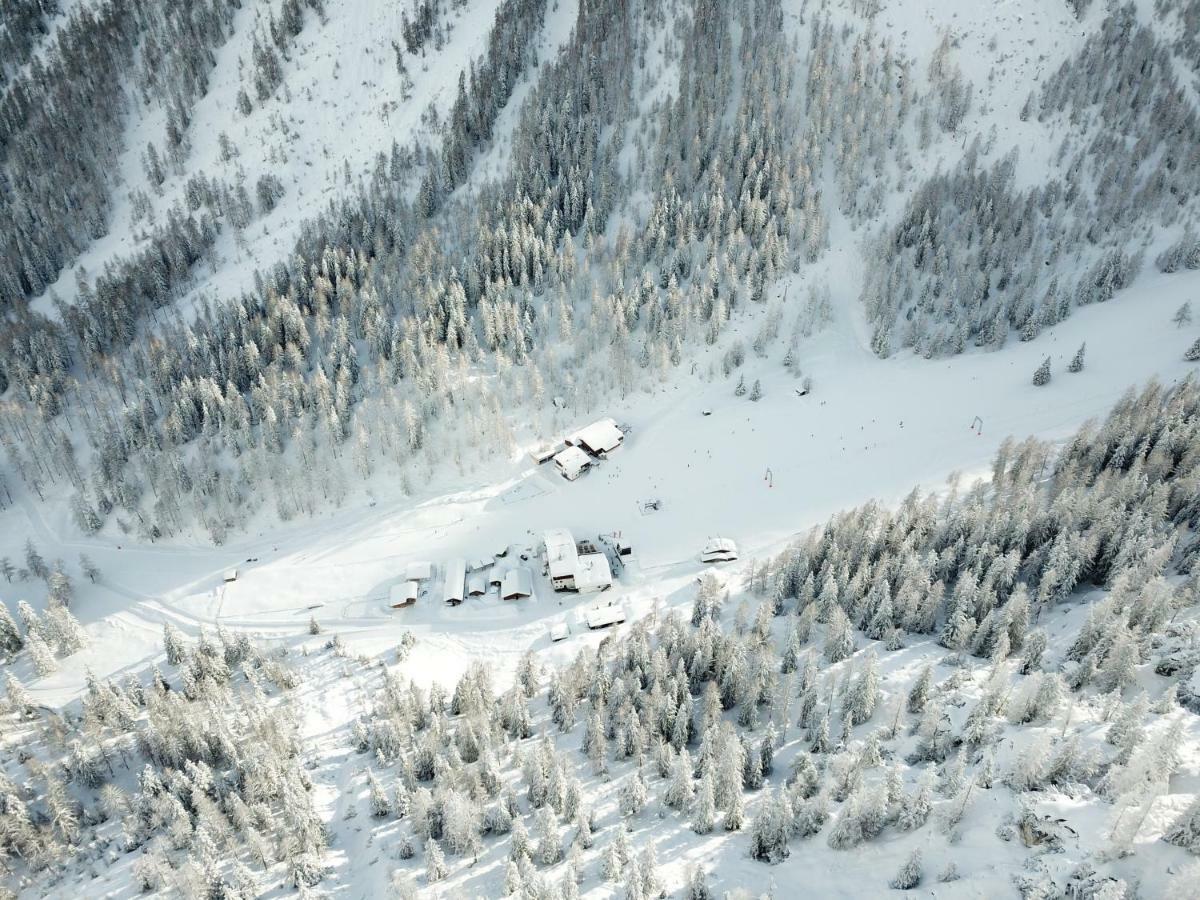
top-left (749, 787), bottom-right (793, 862)
top-left (164, 622), bottom-right (187, 667)
top-left (367, 772), bottom-right (390, 817)
top-left (4, 672), bottom-right (33, 716)
top-left (1068, 343), bottom-right (1086, 373)
top-left (0, 602), bottom-right (24, 654)
top-left (685, 865), bottom-right (714, 900)
top-left (843, 650), bottom-right (880, 726)
top-left (24, 539), bottom-right (48, 581)
top-left (47, 562), bottom-right (73, 607)
top-left (692, 771), bottom-right (716, 834)
top-left (536, 806), bottom-right (562, 865)
top-left (45, 606), bottom-right (87, 655)
top-left (424, 837), bottom-right (448, 882)
top-left (1032, 357), bottom-right (1052, 386)
top-left (1164, 796), bottom-right (1200, 855)
top-left (898, 768), bottom-right (935, 831)
top-left (619, 767), bottom-right (648, 818)
top-left (27, 632), bottom-right (58, 677)
top-left (824, 606), bottom-right (855, 663)
top-left (890, 850), bottom-right (923, 889)
top-left (907, 666), bottom-right (934, 713)
top-left (664, 749), bottom-right (695, 810)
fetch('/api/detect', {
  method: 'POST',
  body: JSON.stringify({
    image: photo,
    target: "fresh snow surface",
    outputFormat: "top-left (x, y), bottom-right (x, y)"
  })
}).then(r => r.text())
top-left (5, 266), bottom-right (1199, 706)
top-left (5, 0), bottom-right (1200, 896)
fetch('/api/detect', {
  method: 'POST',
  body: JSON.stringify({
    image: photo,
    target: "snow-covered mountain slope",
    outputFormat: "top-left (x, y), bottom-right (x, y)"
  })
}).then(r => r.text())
top-left (24, 0), bottom-right (519, 317)
top-left (4, 0), bottom-right (1200, 896)
top-left (3, 347), bottom-right (1200, 899)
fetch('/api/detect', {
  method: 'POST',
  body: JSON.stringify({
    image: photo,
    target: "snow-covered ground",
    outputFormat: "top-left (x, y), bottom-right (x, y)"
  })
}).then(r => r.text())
top-left (5, 1), bottom-right (1200, 896)
top-left (7, 263), bottom-right (1199, 707)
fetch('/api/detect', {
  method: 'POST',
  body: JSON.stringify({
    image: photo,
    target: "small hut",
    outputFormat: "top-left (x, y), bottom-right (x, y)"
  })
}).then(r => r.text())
top-left (466, 571), bottom-right (487, 597)
top-left (586, 603), bottom-right (627, 630)
top-left (443, 558), bottom-right (466, 606)
top-left (389, 581), bottom-right (419, 608)
top-left (501, 568), bottom-right (533, 601)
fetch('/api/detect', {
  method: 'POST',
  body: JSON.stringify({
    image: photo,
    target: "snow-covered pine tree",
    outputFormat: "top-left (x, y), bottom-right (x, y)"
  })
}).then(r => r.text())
top-left (4, 672), bottom-right (33, 716)
top-left (1068, 343), bottom-right (1085, 373)
top-left (824, 606), bottom-right (855, 663)
top-left (1033, 357), bottom-right (1052, 386)
top-left (685, 864), bottom-right (714, 900)
top-left (692, 771), bottom-right (716, 834)
top-left (665, 749), bottom-right (695, 810)
top-left (424, 837), bottom-right (448, 882)
top-left (890, 850), bottom-right (923, 889)
top-left (749, 787), bottom-right (793, 862)
top-left (1164, 796), bottom-right (1200, 855)
top-left (907, 665), bottom-right (934, 713)
top-left (45, 606), bottom-right (87, 655)
top-left (24, 540), bottom-right (48, 581)
top-left (27, 632), bottom-right (58, 677)
top-left (0, 602), bottom-right (24, 654)
top-left (367, 771), bottom-right (390, 817)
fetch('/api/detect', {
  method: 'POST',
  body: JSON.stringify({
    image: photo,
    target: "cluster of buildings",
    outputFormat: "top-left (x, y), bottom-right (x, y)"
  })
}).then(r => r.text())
top-left (388, 528), bottom-right (633, 634)
top-left (389, 555), bottom-right (536, 609)
top-left (530, 417), bottom-right (627, 481)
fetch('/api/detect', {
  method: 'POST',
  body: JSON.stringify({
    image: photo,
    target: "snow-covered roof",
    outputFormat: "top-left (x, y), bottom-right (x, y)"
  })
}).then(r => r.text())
top-left (570, 418), bottom-right (624, 455)
top-left (530, 443), bottom-right (564, 464)
top-left (223, 568), bottom-right (238, 582)
top-left (700, 537), bottom-right (739, 562)
top-left (575, 552), bottom-right (612, 592)
top-left (549, 622), bottom-right (570, 642)
top-left (544, 529), bottom-right (578, 579)
top-left (501, 567), bottom-right (533, 599)
top-left (389, 581), bottom-right (419, 605)
top-left (586, 603), bottom-right (626, 629)
top-left (466, 571), bottom-right (487, 596)
top-left (443, 558), bottom-right (466, 603)
top-left (406, 561), bottom-right (434, 581)
top-left (554, 446), bottom-right (592, 478)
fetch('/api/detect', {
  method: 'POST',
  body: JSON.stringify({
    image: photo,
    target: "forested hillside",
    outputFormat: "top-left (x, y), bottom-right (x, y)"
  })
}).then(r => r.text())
top-left (0, 0), bottom-right (1197, 544)
top-left (3, 0), bottom-right (1200, 896)
top-left (3, 377), bottom-right (1200, 897)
